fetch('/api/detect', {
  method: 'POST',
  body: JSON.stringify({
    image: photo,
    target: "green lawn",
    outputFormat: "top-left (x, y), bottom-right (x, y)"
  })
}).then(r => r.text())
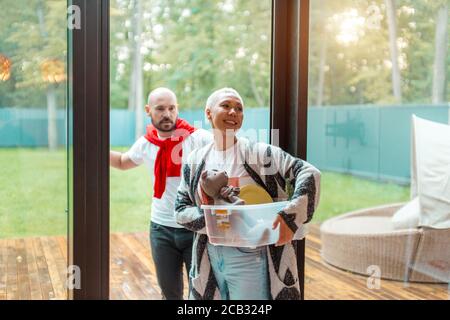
top-left (0, 148), bottom-right (150, 238)
top-left (313, 171), bottom-right (409, 222)
top-left (0, 148), bottom-right (410, 238)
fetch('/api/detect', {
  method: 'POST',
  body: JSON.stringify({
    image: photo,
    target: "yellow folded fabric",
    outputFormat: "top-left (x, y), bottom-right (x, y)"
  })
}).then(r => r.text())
top-left (239, 184), bottom-right (273, 205)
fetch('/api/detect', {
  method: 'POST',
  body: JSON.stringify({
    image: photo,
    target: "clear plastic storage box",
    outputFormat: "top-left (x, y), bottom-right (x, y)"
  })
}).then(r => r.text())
top-left (201, 201), bottom-right (289, 247)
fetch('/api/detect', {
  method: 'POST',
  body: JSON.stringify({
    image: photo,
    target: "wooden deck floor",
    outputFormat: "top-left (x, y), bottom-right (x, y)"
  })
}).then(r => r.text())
top-left (0, 225), bottom-right (448, 300)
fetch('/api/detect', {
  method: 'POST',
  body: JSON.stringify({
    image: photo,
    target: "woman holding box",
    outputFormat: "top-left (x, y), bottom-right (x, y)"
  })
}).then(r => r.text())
top-left (175, 87), bottom-right (321, 300)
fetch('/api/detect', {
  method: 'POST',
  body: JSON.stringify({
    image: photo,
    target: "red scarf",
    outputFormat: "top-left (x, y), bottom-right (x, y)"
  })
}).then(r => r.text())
top-left (144, 118), bottom-right (196, 199)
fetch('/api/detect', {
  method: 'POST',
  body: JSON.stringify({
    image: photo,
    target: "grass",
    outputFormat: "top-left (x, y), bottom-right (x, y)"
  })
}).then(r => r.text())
top-left (0, 148), bottom-right (150, 238)
top-left (0, 148), bottom-right (67, 238)
top-left (312, 171), bottom-right (409, 222)
top-left (0, 148), bottom-right (410, 238)
top-left (109, 147), bottom-right (150, 234)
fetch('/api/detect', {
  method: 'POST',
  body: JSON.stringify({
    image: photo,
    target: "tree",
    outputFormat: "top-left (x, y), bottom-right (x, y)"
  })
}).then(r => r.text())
top-left (309, 0), bottom-right (394, 105)
top-left (432, 1), bottom-right (448, 104)
top-left (310, 0), bottom-right (336, 106)
top-left (0, 2), bottom-right (46, 108)
top-left (110, 0), bottom-right (163, 137)
top-left (110, 0), bottom-right (132, 109)
top-left (385, 0), bottom-right (402, 103)
top-left (0, 0), bottom-right (66, 150)
top-left (136, 0), bottom-right (272, 109)
top-left (128, 0), bottom-right (145, 138)
top-left (37, 0), bottom-right (60, 151)
top-left (2, 0), bottom-right (447, 122)
top-left (307, 0), bottom-right (449, 106)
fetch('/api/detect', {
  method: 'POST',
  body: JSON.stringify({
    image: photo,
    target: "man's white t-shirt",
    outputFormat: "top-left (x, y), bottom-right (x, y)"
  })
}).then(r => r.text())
top-left (126, 128), bottom-right (212, 228)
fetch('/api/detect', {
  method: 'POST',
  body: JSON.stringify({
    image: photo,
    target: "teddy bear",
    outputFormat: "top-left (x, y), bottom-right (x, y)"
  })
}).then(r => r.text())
top-left (199, 169), bottom-right (245, 205)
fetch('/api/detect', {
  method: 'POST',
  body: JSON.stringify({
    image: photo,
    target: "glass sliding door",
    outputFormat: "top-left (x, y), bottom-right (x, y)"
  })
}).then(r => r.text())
top-left (0, 0), bottom-right (69, 300)
top-left (109, 0), bottom-right (272, 299)
top-left (307, 0), bottom-right (449, 299)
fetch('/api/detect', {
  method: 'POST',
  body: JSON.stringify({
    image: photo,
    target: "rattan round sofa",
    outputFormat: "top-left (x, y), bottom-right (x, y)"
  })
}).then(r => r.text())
top-left (320, 203), bottom-right (450, 283)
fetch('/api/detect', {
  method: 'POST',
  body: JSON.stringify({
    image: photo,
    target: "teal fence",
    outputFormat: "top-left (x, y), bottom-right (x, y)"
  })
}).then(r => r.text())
top-left (1, 105), bottom-right (448, 183)
top-left (110, 108), bottom-right (271, 146)
top-left (0, 108), bottom-right (67, 147)
top-left (307, 105), bottom-right (449, 183)
top-left (0, 107), bottom-right (271, 147)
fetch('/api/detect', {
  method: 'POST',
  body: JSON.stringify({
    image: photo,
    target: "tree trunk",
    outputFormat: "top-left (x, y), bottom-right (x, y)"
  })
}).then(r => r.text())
top-left (37, 0), bottom-right (59, 150)
top-left (127, 0), bottom-right (136, 112)
top-left (128, 63), bottom-right (136, 111)
top-left (432, 2), bottom-right (448, 104)
top-left (385, 0), bottom-right (402, 103)
top-left (248, 68), bottom-right (264, 107)
top-left (129, 0), bottom-right (144, 138)
top-left (316, 39), bottom-right (327, 107)
top-left (47, 84), bottom-right (58, 151)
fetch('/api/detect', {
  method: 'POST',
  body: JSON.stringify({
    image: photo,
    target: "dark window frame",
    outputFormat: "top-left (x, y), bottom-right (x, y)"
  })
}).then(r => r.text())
top-left (71, 0), bottom-right (110, 300)
top-left (271, 0), bottom-right (310, 300)
top-left (70, 0), bottom-right (309, 300)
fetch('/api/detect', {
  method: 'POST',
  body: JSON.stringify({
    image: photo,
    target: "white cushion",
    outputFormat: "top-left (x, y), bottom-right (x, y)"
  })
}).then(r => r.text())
top-left (392, 197), bottom-right (420, 230)
top-left (412, 116), bottom-right (450, 229)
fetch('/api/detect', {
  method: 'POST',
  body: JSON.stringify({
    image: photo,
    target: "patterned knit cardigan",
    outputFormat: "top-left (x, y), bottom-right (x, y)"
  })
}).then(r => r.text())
top-left (174, 139), bottom-right (321, 300)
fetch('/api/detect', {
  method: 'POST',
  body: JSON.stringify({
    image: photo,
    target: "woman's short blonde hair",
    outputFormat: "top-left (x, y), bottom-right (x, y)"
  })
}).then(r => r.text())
top-left (205, 87), bottom-right (244, 123)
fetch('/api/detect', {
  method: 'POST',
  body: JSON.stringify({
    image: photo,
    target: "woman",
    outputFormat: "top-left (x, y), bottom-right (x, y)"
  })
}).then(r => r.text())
top-left (175, 87), bottom-right (321, 300)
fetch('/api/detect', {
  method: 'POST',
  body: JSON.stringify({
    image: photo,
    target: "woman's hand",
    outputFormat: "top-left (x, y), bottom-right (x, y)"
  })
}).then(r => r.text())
top-left (219, 186), bottom-right (232, 199)
top-left (272, 215), bottom-right (294, 246)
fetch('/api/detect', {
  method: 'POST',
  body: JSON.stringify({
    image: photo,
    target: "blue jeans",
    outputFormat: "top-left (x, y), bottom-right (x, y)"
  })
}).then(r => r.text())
top-left (206, 243), bottom-right (270, 300)
top-left (150, 222), bottom-right (193, 300)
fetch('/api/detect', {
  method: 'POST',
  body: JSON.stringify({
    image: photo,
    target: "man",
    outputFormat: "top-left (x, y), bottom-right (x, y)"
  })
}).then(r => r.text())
top-left (110, 87), bottom-right (212, 299)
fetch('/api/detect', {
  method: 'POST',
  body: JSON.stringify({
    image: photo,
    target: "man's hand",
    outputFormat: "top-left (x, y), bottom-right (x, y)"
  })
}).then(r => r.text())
top-left (272, 214), bottom-right (294, 247)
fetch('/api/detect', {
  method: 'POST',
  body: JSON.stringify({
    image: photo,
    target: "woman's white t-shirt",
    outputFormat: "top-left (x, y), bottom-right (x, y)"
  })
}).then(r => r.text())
top-left (198, 138), bottom-right (307, 240)
top-left (203, 140), bottom-right (256, 190)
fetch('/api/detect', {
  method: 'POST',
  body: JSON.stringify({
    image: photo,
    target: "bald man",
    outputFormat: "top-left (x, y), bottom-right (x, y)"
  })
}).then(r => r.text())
top-left (110, 87), bottom-right (212, 300)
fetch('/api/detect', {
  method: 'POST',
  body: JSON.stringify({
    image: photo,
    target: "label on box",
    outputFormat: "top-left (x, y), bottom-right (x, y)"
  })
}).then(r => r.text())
top-left (215, 209), bottom-right (230, 230)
